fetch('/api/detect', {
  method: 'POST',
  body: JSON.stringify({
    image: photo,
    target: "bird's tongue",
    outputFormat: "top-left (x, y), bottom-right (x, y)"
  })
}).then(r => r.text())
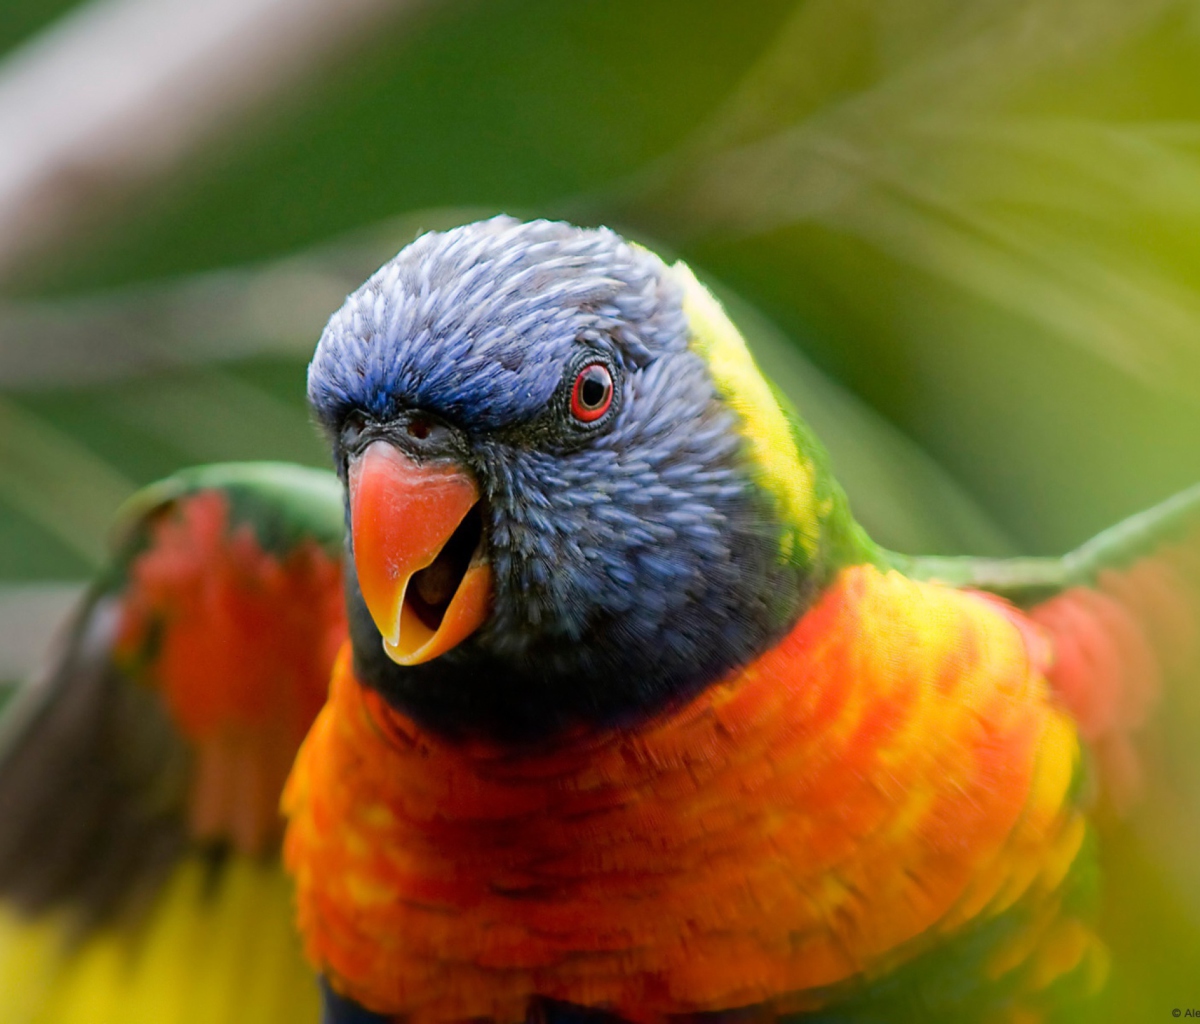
top-left (349, 441), bottom-right (491, 665)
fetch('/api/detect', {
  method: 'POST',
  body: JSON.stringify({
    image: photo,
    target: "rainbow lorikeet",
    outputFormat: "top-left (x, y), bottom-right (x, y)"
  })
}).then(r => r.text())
top-left (0, 218), bottom-right (1197, 1024)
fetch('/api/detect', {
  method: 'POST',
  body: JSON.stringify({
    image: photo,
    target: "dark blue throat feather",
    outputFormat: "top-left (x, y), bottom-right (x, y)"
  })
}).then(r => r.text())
top-left (308, 217), bottom-right (813, 742)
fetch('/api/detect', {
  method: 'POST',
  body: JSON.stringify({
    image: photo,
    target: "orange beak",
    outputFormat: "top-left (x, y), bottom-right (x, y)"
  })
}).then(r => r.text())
top-left (348, 441), bottom-right (491, 666)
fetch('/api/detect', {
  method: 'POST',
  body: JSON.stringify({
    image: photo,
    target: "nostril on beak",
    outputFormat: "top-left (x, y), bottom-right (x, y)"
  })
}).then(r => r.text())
top-left (407, 417), bottom-right (432, 440)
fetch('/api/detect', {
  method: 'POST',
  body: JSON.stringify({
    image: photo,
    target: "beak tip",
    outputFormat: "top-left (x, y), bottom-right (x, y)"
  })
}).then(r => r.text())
top-left (379, 563), bottom-right (491, 667)
top-left (377, 617), bottom-right (402, 649)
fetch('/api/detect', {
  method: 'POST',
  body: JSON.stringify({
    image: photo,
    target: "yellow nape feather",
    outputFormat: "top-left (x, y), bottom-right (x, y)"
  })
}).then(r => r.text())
top-left (0, 856), bottom-right (318, 1024)
top-left (673, 261), bottom-right (821, 563)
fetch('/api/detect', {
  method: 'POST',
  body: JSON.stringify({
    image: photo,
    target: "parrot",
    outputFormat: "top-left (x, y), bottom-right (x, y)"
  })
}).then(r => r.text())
top-left (0, 216), bottom-right (1197, 1024)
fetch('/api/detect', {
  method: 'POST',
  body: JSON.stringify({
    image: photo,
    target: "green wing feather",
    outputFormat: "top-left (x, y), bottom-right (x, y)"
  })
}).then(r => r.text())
top-left (892, 482), bottom-right (1200, 605)
top-left (110, 462), bottom-right (345, 558)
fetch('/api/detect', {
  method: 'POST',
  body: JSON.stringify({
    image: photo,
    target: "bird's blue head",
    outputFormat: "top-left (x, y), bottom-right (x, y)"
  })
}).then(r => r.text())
top-left (308, 217), bottom-right (855, 741)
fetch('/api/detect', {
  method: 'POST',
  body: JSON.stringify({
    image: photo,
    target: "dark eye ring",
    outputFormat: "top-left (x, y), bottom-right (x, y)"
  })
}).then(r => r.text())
top-left (570, 363), bottom-right (614, 423)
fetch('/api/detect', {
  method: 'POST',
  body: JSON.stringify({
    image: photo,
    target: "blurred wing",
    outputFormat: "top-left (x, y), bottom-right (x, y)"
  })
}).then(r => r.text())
top-left (897, 483), bottom-right (1200, 804)
top-left (895, 482), bottom-right (1200, 604)
top-left (899, 486), bottom-right (1200, 957)
top-left (0, 462), bottom-right (345, 1023)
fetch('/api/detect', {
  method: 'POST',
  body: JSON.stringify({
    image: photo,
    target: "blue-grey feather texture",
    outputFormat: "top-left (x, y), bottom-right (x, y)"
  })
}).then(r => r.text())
top-left (308, 217), bottom-right (688, 430)
top-left (308, 217), bottom-right (813, 738)
top-left (474, 351), bottom-right (745, 655)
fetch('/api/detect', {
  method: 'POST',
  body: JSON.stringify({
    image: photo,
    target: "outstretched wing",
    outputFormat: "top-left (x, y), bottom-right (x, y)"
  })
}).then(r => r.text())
top-left (0, 462), bottom-right (346, 1024)
top-left (897, 484), bottom-right (1200, 1019)
top-left (893, 483), bottom-right (1200, 605)
top-left (895, 483), bottom-right (1200, 812)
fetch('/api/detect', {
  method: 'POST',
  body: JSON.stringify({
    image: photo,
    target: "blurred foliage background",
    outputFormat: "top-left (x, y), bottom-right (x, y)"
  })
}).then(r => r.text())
top-left (1, 0), bottom-right (1199, 1019)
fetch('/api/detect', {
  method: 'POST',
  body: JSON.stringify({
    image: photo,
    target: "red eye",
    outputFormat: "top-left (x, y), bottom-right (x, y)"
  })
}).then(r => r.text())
top-left (570, 363), bottom-right (614, 422)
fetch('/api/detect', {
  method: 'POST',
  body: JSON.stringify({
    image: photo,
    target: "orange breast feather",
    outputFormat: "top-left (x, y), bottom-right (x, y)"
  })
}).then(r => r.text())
top-left (283, 565), bottom-right (1088, 1023)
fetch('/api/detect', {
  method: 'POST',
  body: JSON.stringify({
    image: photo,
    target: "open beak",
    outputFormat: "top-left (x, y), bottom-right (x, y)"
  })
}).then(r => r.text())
top-left (349, 441), bottom-right (491, 666)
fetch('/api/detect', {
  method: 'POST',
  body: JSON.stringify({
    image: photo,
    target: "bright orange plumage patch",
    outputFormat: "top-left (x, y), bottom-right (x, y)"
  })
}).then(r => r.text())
top-left (283, 565), bottom-right (1092, 1023)
top-left (116, 491), bottom-right (346, 852)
